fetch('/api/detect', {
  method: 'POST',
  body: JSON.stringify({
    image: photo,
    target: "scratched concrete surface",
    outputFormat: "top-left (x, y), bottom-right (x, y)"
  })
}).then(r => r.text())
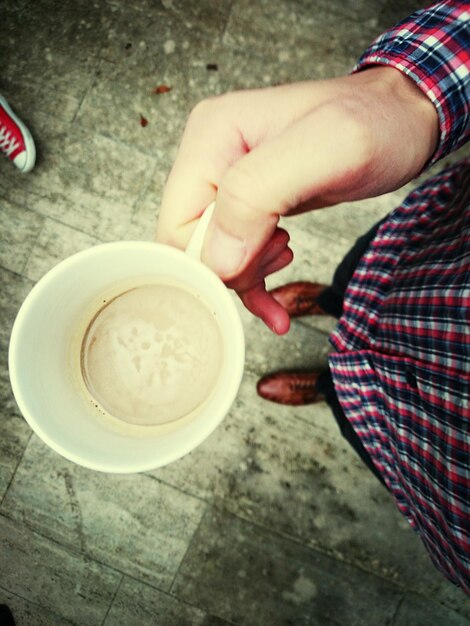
top-left (1, 0), bottom-right (469, 624)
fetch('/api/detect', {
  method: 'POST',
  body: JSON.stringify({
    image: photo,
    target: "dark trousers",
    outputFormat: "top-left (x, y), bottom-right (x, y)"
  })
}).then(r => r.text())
top-left (315, 221), bottom-right (388, 487)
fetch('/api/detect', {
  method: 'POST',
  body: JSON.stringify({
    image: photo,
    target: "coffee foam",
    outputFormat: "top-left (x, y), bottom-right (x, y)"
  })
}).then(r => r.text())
top-left (81, 284), bottom-right (223, 425)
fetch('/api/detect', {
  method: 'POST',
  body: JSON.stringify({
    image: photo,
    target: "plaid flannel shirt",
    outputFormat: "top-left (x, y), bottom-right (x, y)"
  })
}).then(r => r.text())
top-left (329, 0), bottom-right (470, 592)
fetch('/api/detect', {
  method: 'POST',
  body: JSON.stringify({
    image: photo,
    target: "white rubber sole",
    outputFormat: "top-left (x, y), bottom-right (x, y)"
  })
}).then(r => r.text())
top-left (0, 95), bottom-right (36, 173)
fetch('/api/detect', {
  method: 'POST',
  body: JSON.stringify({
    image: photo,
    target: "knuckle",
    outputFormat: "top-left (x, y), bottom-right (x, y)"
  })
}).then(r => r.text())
top-left (184, 93), bottom-right (238, 147)
top-left (187, 93), bottom-right (231, 127)
top-left (184, 98), bottom-right (221, 139)
top-left (188, 97), bottom-right (215, 122)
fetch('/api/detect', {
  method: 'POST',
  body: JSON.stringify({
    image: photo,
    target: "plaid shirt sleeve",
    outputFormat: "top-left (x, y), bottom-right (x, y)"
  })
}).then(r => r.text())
top-left (353, 0), bottom-right (470, 164)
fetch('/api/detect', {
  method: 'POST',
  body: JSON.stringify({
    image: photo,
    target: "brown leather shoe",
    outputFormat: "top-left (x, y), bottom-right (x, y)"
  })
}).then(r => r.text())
top-left (270, 282), bottom-right (329, 317)
top-left (257, 370), bottom-right (326, 405)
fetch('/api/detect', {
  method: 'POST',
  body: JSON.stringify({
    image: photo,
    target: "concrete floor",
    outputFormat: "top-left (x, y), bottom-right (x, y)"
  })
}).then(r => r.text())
top-left (1, 0), bottom-right (469, 624)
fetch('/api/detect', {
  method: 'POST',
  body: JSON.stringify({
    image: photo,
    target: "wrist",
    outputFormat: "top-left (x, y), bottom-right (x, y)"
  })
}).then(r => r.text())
top-left (353, 66), bottom-right (439, 166)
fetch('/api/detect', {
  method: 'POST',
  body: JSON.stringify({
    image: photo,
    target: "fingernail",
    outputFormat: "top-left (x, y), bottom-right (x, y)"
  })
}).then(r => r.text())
top-left (204, 225), bottom-right (246, 278)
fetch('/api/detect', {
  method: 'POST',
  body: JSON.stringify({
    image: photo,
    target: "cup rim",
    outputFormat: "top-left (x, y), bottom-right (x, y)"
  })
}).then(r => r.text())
top-left (9, 240), bottom-right (245, 473)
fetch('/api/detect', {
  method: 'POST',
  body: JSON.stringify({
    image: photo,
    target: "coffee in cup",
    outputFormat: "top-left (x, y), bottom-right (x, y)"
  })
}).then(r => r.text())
top-left (80, 283), bottom-right (223, 426)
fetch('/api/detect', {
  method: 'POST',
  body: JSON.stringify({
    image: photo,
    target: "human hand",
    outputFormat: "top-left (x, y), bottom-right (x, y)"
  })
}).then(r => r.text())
top-left (156, 67), bottom-right (438, 334)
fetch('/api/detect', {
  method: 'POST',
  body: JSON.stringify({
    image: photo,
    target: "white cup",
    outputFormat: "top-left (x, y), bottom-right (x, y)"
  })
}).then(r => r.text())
top-left (8, 203), bottom-right (245, 473)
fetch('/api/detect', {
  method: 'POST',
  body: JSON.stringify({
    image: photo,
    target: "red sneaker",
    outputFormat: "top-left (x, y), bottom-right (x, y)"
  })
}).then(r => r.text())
top-left (0, 95), bottom-right (36, 173)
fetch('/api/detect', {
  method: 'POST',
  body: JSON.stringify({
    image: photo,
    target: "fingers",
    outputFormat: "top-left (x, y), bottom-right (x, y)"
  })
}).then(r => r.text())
top-left (225, 228), bottom-right (292, 291)
top-left (226, 228), bottom-right (293, 335)
top-left (239, 285), bottom-right (291, 335)
top-left (260, 245), bottom-right (294, 277)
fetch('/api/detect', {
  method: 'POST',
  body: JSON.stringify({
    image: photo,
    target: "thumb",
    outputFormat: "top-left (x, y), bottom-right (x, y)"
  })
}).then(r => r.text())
top-left (201, 104), bottom-right (345, 279)
top-left (202, 191), bottom-right (279, 279)
top-left (201, 141), bottom-right (290, 279)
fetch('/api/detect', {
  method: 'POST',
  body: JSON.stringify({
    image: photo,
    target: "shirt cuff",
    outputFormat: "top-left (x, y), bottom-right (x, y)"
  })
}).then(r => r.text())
top-left (352, 1), bottom-right (470, 165)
